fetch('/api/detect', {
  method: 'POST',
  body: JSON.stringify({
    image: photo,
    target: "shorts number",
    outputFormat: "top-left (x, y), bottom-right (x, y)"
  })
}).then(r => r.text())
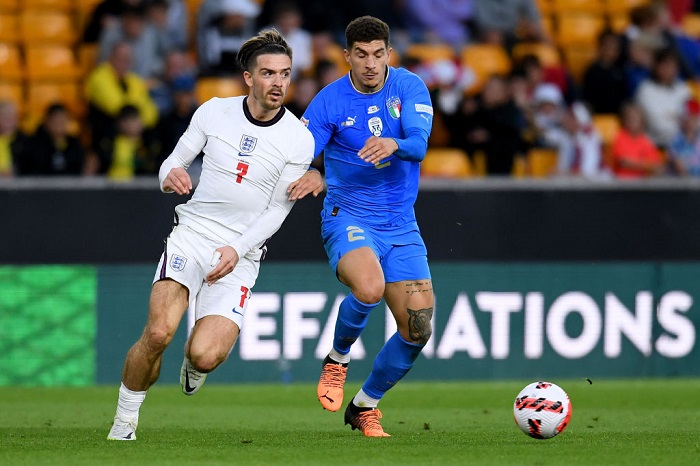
top-left (239, 285), bottom-right (250, 308)
top-left (236, 161), bottom-right (249, 183)
top-left (346, 226), bottom-right (365, 242)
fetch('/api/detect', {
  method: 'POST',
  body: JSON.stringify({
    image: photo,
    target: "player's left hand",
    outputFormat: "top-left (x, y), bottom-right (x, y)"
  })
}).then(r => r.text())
top-left (287, 169), bottom-right (324, 200)
top-left (206, 246), bottom-right (239, 286)
top-left (358, 136), bottom-right (399, 165)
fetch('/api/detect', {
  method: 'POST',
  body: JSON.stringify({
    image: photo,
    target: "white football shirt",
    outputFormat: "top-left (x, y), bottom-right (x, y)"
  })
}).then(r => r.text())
top-left (159, 96), bottom-right (315, 259)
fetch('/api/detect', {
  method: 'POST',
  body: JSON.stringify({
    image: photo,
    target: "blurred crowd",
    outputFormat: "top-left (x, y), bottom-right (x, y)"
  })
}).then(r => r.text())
top-left (2, 0), bottom-right (700, 180)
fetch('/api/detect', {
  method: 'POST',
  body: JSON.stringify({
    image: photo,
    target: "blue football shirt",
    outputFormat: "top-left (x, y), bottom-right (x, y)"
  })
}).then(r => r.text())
top-left (302, 66), bottom-right (433, 226)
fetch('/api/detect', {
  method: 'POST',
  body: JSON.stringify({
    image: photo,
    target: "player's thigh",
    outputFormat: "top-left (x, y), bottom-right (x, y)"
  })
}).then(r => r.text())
top-left (188, 315), bottom-right (240, 364)
top-left (336, 246), bottom-right (385, 301)
top-left (144, 279), bottom-right (190, 341)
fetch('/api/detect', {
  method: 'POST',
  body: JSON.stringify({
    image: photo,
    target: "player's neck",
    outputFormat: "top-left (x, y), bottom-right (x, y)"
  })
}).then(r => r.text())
top-left (350, 66), bottom-right (389, 94)
top-left (244, 96), bottom-right (282, 122)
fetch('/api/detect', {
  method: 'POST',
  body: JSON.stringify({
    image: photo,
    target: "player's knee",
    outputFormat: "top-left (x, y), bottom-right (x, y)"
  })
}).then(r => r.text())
top-left (189, 351), bottom-right (224, 373)
top-left (353, 281), bottom-right (385, 304)
top-left (400, 320), bottom-right (433, 346)
top-left (143, 324), bottom-right (176, 352)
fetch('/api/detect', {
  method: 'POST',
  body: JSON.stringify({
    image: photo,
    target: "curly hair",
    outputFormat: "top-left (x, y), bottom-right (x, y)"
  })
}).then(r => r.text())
top-left (345, 16), bottom-right (390, 50)
top-left (237, 28), bottom-right (293, 72)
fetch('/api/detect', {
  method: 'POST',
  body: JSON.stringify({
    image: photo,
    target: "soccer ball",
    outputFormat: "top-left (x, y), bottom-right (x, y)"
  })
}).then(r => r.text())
top-left (513, 381), bottom-right (572, 439)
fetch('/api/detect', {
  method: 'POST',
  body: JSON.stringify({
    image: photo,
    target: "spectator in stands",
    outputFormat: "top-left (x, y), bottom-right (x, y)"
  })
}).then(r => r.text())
top-left (472, 0), bottom-right (544, 50)
top-left (0, 101), bottom-right (27, 177)
top-left (529, 83), bottom-right (568, 173)
top-left (611, 102), bottom-right (665, 178)
top-left (98, 105), bottom-right (158, 179)
top-left (625, 33), bottom-right (660, 97)
top-left (668, 99), bottom-right (700, 176)
top-left (285, 76), bottom-right (319, 118)
top-left (264, 2), bottom-right (313, 79)
top-left (314, 57), bottom-right (345, 88)
top-left (198, 0), bottom-right (260, 76)
top-left (403, 0), bottom-right (474, 49)
top-left (583, 30), bottom-right (628, 115)
top-left (19, 104), bottom-right (85, 176)
top-left (451, 75), bottom-right (527, 175)
top-left (154, 75), bottom-right (198, 166)
top-left (83, 0), bottom-right (143, 44)
top-left (98, 3), bottom-right (170, 79)
top-left (146, 0), bottom-right (189, 51)
top-left (149, 49), bottom-right (197, 115)
top-left (635, 48), bottom-right (691, 148)
top-left (86, 41), bottom-right (159, 156)
top-left (555, 102), bottom-right (608, 179)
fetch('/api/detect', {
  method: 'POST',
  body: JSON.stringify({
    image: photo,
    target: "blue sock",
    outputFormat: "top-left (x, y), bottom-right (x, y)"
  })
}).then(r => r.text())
top-left (333, 293), bottom-right (379, 355)
top-left (361, 332), bottom-right (424, 400)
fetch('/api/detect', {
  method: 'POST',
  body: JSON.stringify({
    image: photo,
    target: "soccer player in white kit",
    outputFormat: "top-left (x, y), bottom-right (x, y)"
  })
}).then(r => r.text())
top-left (107, 29), bottom-right (320, 441)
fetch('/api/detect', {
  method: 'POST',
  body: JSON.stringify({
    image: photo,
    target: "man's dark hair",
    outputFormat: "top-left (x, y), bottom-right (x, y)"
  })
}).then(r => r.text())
top-left (45, 103), bottom-right (67, 118)
top-left (237, 28), bottom-right (292, 72)
top-left (118, 104), bottom-right (140, 121)
top-left (345, 16), bottom-right (390, 50)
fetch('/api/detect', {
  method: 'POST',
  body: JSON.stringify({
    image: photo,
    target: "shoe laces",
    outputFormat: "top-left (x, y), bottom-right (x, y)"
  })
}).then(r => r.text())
top-left (319, 363), bottom-right (347, 388)
top-left (186, 361), bottom-right (205, 382)
top-left (356, 409), bottom-right (385, 434)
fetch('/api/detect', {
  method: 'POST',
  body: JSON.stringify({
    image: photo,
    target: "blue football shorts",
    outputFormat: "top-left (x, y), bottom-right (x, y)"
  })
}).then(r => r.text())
top-left (320, 207), bottom-right (431, 283)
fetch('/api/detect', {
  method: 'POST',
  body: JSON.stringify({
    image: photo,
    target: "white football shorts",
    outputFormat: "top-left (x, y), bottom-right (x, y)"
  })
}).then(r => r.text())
top-left (152, 224), bottom-right (259, 329)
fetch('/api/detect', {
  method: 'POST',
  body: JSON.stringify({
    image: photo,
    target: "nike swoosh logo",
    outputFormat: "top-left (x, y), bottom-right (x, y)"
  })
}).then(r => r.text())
top-left (124, 432), bottom-right (133, 440)
top-left (238, 152), bottom-right (252, 157)
top-left (232, 308), bottom-right (243, 316)
top-left (184, 369), bottom-right (196, 393)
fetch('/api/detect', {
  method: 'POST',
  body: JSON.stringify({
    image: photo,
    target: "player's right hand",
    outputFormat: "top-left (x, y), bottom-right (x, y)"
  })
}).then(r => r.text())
top-left (162, 167), bottom-right (192, 195)
top-left (206, 246), bottom-right (239, 286)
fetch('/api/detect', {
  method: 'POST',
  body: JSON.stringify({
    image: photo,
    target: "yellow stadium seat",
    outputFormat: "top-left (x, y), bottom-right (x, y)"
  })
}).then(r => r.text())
top-left (25, 46), bottom-right (80, 81)
top-left (527, 148), bottom-right (558, 177)
top-left (555, 13), bottom-right (605, 46)
top-left (78, 43), bottom-right (99, 77)
top-left (404, 43), bottom-right (456, 64)
top-left (0, 43), bottom-right (23, 81)
top-left (20, 11), bottom-right (75, 45)
top-left (26, 81), bottom-right (83, 118)
top-left (0, 0), bottom-right (20, 12)
top-left (682, 14), bottom-right (700, 39)
top-left (551, 0), bottom-right (604, 13)
top-left (23, 0), bottom-right (75, 11)
top-left (561, 45), bottom-right (597, 82)
top-left (0, 13), bottom-right (19, 43)
top-left (540, 14), bottom-right (555, 40)
top-left (536, 0), bottom-right (553, 15)
top-left (603, 0), bottom-right (649, 14)
top-left (592, 113), bottom-right (620, 168)
top-left (461, 44), bottom-right (511, 93)
top-left (0, 81), bottom-right (23, 111)
top-left (512, 42), bottom-right (561, 67)
top-left (195, 77), bottom-right (246, 103)
top-left (421, 148), bottom-right (471, 178)
top-left (609, 13), bottom-right (630, 33)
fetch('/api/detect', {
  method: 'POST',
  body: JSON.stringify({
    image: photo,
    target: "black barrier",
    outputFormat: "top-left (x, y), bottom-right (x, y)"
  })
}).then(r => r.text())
top-left (2, 177), bottom-right (700, 263)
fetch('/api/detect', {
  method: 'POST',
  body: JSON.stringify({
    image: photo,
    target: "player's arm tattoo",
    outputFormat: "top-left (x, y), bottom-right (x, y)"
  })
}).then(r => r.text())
top-left (407, 307), bottom-right (433, 345)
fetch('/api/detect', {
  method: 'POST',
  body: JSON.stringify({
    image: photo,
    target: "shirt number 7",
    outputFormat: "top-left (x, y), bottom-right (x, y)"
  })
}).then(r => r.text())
top-left (236, 161), bottom-right (249, 183)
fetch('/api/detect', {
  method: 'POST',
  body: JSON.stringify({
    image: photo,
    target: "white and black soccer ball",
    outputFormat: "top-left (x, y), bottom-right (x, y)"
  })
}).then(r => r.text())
top-left (513, 381), bottom-right (572, 439)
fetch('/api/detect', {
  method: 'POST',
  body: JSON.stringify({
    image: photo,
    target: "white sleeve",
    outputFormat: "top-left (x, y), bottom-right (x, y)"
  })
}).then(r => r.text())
top-left (228, 160), bottom-right (310, 258)
top-left (158, 101), bottom-right (210, 192)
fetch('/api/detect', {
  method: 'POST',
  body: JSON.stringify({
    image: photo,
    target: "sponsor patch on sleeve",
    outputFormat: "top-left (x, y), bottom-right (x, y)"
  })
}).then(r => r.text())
top-left (414, 104), bottom-right (434, 115)
top-left (300, 117), bottom-right (309, 127)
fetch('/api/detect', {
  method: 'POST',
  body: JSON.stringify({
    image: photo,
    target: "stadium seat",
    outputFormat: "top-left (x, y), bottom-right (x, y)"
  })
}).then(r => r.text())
top-left (78, 43), bottom-right (99, 77)
top-left (0, 43), bottom-right (23, 81)
top-left (536, 0), bottom-right (553, 15)
top-left (421, 148), bottom-right (471, 178)
top-left (0, 0), bottom-right (19, 12)
top-left (25, 46), bottom-right (80, 81)
top-left (26, 81), bottom-right (83, 118)
top-left (555, 13), bottom-right (605, 46)
top-left (195, 77), bottom-right (246, 104)
top-left (682, 14), bottom-right (700, 39)
top-left (512, 42), bottom-right (561, 67)
top-left (592, 113), bottom-right (620, 169)
top-left (551, 0), bottom-right (604, 13)
top-left (603, 0), bottom-right (649, 14)
top-left (609, 13), bottom-right (630, 33)
top-left (0, 81), bottom-right (23, 111)
top-left (561, 45), bottom-right (597, 82)
top-left (23, 0), bottom-right (75, 11)
top-left (20, 11), bottom-right (75, 45)
top-left (0, 13), bottom-right (19, 43)
top-left (404, 43), bottom-right (456, 64)
top-left (527, 148), bottom-right (558, 177)
top-left (461, 44), bottom-right (511, 93)
top-left (540, 14), bottom-right (555, 40)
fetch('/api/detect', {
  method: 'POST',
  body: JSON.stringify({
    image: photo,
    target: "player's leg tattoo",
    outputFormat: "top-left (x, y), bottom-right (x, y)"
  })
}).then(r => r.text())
top-left (407, 307), bottom-right (433, 345)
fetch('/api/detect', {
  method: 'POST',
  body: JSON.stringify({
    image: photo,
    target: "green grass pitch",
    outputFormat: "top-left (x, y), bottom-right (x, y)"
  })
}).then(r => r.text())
top-left (0, 379), bottom-right (698, 465)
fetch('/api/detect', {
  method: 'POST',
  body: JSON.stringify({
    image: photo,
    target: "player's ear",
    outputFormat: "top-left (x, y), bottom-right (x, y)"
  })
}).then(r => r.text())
top-left (243, 70), bottom-right (253, 88)
top-left (343, 49), bottom-right (350, 65)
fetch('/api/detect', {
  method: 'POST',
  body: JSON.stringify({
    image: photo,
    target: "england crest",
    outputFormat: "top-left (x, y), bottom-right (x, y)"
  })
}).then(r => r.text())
top-left (170, 254), bottom-right (187, 272)
top-left (240, 135), bottom-right (257, 153)
top-left (385, 96), bottom-right (401, 119)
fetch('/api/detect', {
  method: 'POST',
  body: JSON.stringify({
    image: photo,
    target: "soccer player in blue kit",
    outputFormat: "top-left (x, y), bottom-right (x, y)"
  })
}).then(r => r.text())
top-left (290, 15), bottom-right (434, 437)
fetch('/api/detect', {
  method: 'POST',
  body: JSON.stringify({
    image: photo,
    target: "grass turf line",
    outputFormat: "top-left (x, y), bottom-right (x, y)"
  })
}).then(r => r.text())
top-left (0, 379), bottom-right (698, 465)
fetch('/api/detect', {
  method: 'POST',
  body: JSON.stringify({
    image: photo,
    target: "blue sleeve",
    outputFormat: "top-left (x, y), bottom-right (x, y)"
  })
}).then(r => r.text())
top-left (393, 74), bottom-right (433, 162)
top-left (302, 91), bottom-right (335, 158)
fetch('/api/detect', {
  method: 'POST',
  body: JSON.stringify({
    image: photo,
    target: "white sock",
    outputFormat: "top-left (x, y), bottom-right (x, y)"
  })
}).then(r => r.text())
top-left (353, 388), bottom-right (379, 408)
top-left (115, 382), bottom-right (146, 421)
top-left (329, 348), bottom-right (350, 365)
